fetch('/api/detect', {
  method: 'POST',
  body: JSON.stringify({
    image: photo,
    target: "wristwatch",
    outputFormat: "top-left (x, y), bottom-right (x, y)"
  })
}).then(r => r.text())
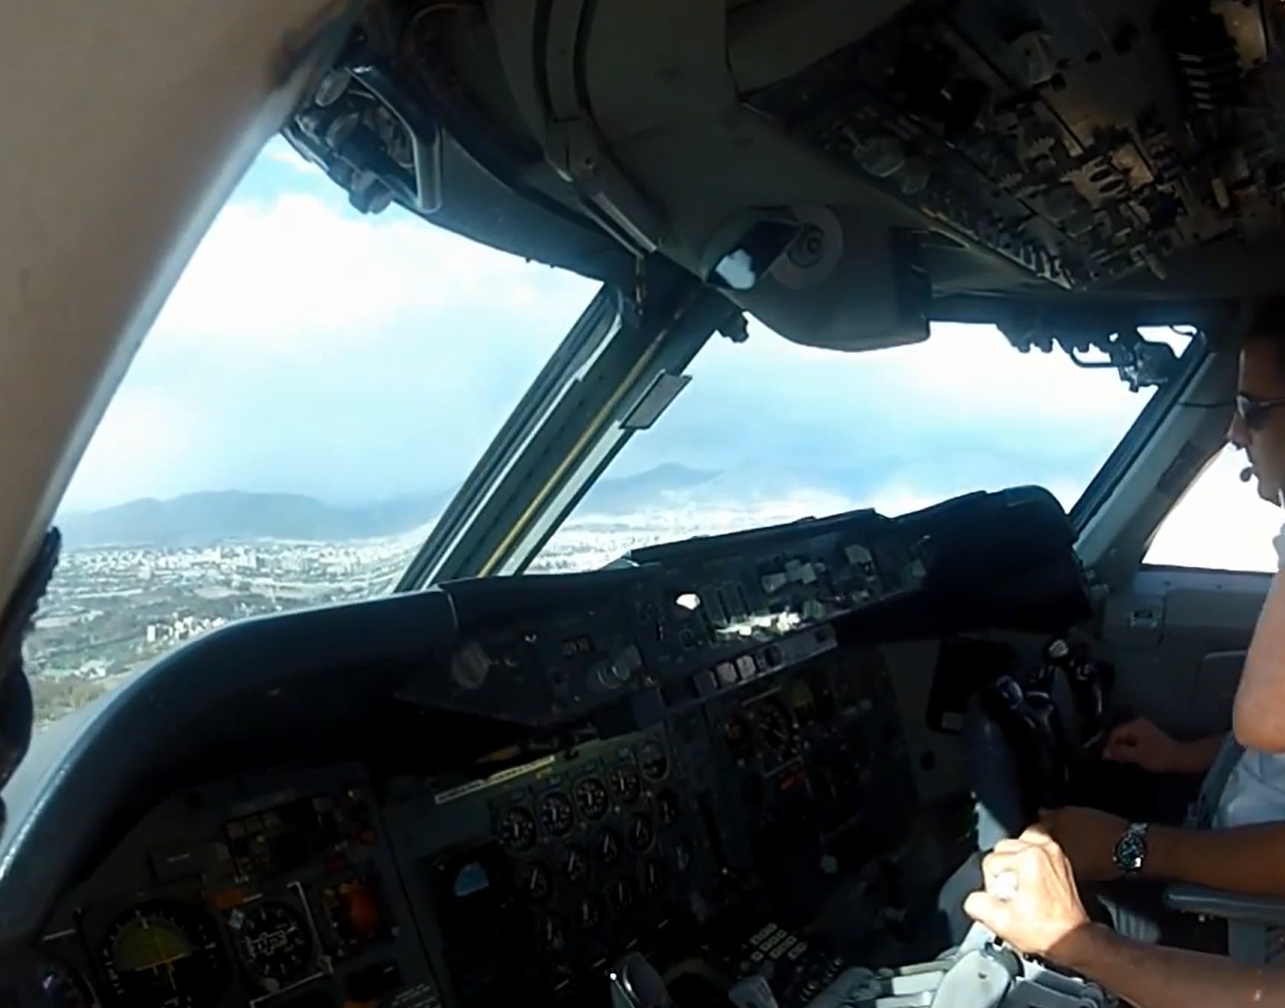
top-left (1112, 822), bottom-right (1150, 876)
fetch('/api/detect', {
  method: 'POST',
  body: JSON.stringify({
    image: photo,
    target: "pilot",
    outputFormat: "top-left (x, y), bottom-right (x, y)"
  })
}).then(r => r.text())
top-left (964, 826), bottom-right (1283, 1008)
top-left (1041, 304), bottom-right (1285, 943)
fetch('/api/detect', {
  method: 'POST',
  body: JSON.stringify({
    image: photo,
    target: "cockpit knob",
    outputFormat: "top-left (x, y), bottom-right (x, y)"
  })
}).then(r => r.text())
top-left (609, 952), bottom-right (675, 1008)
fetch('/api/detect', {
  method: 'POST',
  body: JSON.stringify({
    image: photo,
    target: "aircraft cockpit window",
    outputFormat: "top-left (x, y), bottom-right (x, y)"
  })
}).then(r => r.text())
top-left (531, 320), bottom-right (1196, 574)
top-left (22, 138), bottom-right (599, 732)
top-left (1145, 444), bottom-right (1283, 572)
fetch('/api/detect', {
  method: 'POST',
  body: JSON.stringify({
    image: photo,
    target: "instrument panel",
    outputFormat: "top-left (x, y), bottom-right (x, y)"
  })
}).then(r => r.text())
top-left (384, 726), bottom-right (712, 1008)
top-left (34, 765), bottom-right (438, 1008)
top-left (685, 646), bottom-right (919, 927)
top-left (28, 637), bottom-right (917, 1008)
top-left (401, 505), bottom-right (931, 730)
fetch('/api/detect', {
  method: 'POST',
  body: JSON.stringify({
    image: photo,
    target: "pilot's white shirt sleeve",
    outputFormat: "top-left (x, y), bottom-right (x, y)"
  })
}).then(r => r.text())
top-left (1217, 747), bottom-right (1285, 828)
top-left (1215, 524), bottom-right (1285, 826)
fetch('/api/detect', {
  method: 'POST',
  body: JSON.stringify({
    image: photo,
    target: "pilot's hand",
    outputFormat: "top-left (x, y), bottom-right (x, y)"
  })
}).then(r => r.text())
top-left (963, 826), bottom-right (1092, 960)
top-left (1038, 807), bottom-right (1128, 882)
top-left (1103, 716), bottom-right (1183, 773)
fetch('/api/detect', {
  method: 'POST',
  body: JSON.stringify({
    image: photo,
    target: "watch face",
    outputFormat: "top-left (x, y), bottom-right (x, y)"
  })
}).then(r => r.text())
top-left (1114, 827), bottom-right (1148, 874)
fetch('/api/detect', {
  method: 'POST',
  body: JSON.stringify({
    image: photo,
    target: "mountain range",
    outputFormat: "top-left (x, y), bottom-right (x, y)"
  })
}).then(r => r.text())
top-left (56, 463), bottom-right (794, 548)
top-left (50, 455), bottom-right (1063, 550)
top-left (54, 454), bottom-right (1056, 549)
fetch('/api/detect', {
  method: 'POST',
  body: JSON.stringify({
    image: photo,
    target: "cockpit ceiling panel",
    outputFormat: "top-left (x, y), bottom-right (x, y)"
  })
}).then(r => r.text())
top-left (286, 0), bottom-right (1285, 347)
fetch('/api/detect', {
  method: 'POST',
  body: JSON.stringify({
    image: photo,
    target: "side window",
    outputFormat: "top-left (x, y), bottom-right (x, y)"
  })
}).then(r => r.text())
top-left (1144, 446), bottom-right (1281, 572)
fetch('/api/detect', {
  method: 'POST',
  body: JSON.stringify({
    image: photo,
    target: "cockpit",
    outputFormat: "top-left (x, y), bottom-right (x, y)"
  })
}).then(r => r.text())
top-left (7, 3), bottom-right (1285, 1008)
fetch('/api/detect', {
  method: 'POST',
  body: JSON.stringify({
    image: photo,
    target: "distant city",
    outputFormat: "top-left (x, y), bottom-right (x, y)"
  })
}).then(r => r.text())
top-left (25, 475), bottom-right (862, 729)
top-left (24, 532), bottom-right (421, 727)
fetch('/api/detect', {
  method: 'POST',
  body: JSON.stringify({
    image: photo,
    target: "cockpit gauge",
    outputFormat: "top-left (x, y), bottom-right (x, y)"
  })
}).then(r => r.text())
top-left (538, 792), bottom-right (576, 836)
top-left (674, 837), bottom-right (693, 872)
top-left (518, 862), bottom-right (553, 903)
top-left (609, 765), bottom-right (642, 804)
top-left (640, 859), bottom-right (666, 896)
top-left (637, 740), bottom-right (668, 780)
top-left (655, 789), bottom-right (681, 825)
top-left (540, 914), bottom-right (568, 954)
top-left (723, 713), bottom-right (755, 762)
top-left (100, 901), bottom-right (229, 1008)
top-left (562, 845), bottom-right (591, 884)
top-left (608, 877), bottom-right (636, 909)
top-left (789, 679), bottom-right (818, 725)
top-left (38, 959), bottom-right (96, 1008)
top-left (627, 813), bottom-right (655, 852)
top-left (756, 697), bottom-right (796, 761)
top-left (596, 828), bottom-right (623, 867)
top-left (227, 900), bottom-right (314, 990)
top-left (577, 896), bottom-right (601, 930)
top-left (320, 875), bottom-right (389, 956)
top-left (495, 807), bottom-right (538, 852)
top-left (573, 777), bottom-right (609, 820)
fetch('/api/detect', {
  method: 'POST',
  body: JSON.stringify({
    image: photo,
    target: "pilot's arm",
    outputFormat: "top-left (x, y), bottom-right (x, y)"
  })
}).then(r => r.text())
top-left (1236, 548), bottom-right (1285, 753)
top-left (964, 827), bottom-right (1284, 1008)
top-left (1040, 806), bottom-right (1285, 896)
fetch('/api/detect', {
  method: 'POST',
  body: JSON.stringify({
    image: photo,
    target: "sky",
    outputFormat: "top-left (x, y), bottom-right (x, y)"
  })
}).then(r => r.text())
top-left (57, 137), bottom-right (1285, 571)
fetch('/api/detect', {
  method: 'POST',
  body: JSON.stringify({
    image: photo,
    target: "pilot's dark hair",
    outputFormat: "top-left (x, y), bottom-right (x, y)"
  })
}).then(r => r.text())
top-left (1248, 295), bottom-right (1285, 342)
top-left (1245, 296), bottom-right (1285, 375)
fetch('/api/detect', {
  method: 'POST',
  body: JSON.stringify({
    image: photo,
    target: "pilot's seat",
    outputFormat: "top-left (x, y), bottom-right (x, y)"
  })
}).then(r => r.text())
top-left (951, 659), bottom-right (1285, 968)
top-left (1162, 735), bottom-right (1285, 964)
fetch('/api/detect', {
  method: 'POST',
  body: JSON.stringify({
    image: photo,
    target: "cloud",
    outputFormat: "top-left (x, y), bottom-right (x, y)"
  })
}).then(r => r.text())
top-left (151, 195), bottom-right (593, 352)
top-left (59, 141), bottom-right (600, 512)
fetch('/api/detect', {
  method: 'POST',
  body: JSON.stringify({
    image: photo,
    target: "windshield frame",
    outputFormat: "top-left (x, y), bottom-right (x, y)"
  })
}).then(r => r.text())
top-left (394, 264), bottom-right (734, 590)
top-left (1069, 329), bottom-right (1209, 532)
top-left (398, 299), bottom-right (1209, 587)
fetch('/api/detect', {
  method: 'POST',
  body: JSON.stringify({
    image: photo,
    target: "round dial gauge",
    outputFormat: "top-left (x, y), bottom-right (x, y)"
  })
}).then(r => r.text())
top-left (518, 862), bottom-right (553, 903)
top-left (610, 765), bottom-right (641, 804)
top-left (538, 792), bottom-right (576, 836)
top-left (496, 807), bottom-right (538, 852)
top-left (723, 713), bottom-right (754, 762)
top-left (628, 813), bottom-right (655, 853)
top-left (674, 837), bottom-right (693, 873)
top-left (596, 828), bottom-right (622, 867)
top-left (229, 901), bottom-right (313, 988)
top-left (640, 858), bottom-right (666, 895)
top-left (756, 698), bottom-right (796, 759)
top-left (637, 740), bottom-right (668, 781)
top-left (655, 789), bottom-right (681, 825)
top-left (609, 877), bottom-right (636, 909)
top-left (101, 901), bottom-right (229, 1008)
top-left (562, 845), bottom-right (590, 884)
top-left (540, 914), bottom-right (567, 954)
top-left (573, 777), bottom-right (609, 820)
top-left (789, 680), bottom-right (818, 724)
top-left (577, 896), bottom-right (601, 930)
top-left (39, 959), bottom-right (95, 1008)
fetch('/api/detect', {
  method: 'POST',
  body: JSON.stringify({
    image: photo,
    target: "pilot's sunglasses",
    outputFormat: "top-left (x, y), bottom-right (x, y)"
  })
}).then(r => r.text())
top-left (1237, 393), bottom-right (1285, 430)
